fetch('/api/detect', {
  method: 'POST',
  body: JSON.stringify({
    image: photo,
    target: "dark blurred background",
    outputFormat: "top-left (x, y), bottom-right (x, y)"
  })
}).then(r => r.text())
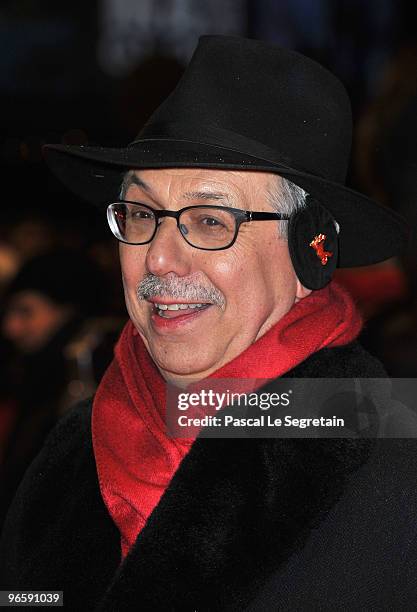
top-left (1, 0), bottom-right (417, 522)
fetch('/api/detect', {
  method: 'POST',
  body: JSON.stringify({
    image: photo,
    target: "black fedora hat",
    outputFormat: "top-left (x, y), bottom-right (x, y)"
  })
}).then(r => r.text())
top-left (44, 35), bottom-right (407, 267)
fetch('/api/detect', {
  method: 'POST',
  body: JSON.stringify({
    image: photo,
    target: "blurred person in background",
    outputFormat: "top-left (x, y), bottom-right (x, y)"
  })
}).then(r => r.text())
top-left (7, 214), bottom-right (58, 262)
top-left (0, 248), bottom-right (122, 527)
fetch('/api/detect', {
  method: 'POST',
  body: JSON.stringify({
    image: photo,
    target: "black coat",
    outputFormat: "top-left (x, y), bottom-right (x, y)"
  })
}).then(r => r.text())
top-left (1, 341), bottom-right (417, 611)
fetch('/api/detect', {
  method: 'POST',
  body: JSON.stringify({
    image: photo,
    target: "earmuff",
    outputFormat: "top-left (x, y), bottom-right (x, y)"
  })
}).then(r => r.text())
top-left (288, 196), bottom-right (339, 290)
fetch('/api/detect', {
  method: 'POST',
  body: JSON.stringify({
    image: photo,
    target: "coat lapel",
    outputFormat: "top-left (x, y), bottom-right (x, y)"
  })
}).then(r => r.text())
top-left (97, 433), bottom-right (372, 611)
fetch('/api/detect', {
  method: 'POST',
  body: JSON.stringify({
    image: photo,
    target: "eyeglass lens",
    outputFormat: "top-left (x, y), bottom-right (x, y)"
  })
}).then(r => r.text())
top-left (110, 203), bottom-right (237, 249)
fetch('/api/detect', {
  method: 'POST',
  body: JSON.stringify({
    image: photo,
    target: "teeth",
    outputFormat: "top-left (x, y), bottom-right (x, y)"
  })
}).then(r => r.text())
top-left (154, 302), bottom-right (205, 311)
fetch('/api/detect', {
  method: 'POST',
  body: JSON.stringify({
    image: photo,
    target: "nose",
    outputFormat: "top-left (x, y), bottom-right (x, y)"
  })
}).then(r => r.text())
top-left (145, 217), bottom-right (194, 277)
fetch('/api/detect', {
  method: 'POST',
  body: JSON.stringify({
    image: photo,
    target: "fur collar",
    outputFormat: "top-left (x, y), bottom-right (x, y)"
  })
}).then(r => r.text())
top-left (97, 411), bottom-right (372, 610)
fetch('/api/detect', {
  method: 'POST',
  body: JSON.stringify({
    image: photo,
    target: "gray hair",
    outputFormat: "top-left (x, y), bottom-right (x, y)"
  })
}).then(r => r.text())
top-left (119, 170), bottom-right (134, 200)
top-left (267, 175), bottom-right (308, 238)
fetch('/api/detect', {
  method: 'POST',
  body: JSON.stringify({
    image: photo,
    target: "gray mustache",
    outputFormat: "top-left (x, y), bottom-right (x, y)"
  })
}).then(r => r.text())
top-left (137, 273), bottom-right (226, 309)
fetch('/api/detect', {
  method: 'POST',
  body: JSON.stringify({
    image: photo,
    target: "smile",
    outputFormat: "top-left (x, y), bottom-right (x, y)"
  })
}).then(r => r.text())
top-left (153, 302), bottom-right (211, 318)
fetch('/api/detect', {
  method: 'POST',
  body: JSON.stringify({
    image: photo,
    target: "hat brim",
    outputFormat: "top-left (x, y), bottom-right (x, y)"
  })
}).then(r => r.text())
top-left (43, 139), bottom-right (408, 268)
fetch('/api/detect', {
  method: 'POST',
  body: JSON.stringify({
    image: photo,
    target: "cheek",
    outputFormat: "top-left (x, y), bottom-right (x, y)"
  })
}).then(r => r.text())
top-left (120, 246), bottom-right (145, 293)
top-left (119, 248), bottom-right (148, 326)
top-left (239, 236), bottom-right (298, 308)
top-left (208, 251), bottom-right (245, 278)
top-left (199, 249), bottom-right (247, 301)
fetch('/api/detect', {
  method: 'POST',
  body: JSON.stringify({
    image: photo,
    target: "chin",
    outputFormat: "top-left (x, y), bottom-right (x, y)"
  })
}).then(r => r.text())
top-left (151, 346), bottom-right (219, 381)
top-left (157, 356), bottom-right (211, 378)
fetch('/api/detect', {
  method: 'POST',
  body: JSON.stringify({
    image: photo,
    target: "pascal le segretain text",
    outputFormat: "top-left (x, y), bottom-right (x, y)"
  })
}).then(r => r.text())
top-left (177, 415), bottom-right (345, 429)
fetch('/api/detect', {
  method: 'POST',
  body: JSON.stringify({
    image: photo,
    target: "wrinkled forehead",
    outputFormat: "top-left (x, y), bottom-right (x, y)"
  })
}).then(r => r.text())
top-left (121, 167), bottom-right (281, 208)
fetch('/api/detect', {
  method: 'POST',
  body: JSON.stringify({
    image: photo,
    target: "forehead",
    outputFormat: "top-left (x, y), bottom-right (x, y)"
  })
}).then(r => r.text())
top-left (123, 168), bottom-right (279, 202)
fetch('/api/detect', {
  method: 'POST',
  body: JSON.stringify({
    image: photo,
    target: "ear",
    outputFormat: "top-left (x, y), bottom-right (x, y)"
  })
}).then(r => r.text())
top-left (295, 278), bottom-right (312, 302)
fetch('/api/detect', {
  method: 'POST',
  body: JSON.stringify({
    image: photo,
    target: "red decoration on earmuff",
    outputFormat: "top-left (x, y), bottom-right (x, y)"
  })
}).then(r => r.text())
top-left (309, 233), bottom-right (333, 265)
top-left (288, 198), bottom-right (338, 290)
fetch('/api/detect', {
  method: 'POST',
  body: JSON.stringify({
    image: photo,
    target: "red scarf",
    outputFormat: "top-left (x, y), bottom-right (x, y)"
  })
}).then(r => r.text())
top-left (92, 281), bottom-right (361, 558)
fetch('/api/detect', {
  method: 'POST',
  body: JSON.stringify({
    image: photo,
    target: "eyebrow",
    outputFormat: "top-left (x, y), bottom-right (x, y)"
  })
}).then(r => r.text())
top-left (121, 172), bottom-right (151, 195)
top-left (183, 190), bottom-right (232, 203)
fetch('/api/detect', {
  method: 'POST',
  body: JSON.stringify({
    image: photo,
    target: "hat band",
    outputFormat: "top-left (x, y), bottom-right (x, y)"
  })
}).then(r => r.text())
top-left (129, 123), bottom-right (338, 182)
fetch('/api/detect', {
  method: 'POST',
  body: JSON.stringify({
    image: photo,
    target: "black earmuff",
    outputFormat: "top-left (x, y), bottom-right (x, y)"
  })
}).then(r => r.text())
top-left (288, 196), bottom-right (339, 290)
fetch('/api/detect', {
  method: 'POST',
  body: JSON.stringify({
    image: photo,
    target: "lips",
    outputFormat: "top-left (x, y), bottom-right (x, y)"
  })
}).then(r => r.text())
top-left (147, 298), bottom-right (213, 328)
top-left (153, 302), bottom-right (210, 318)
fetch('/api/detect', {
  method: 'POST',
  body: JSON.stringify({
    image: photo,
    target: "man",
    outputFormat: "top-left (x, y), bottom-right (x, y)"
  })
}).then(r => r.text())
top-left (1, 36), bottom-right (416, 610)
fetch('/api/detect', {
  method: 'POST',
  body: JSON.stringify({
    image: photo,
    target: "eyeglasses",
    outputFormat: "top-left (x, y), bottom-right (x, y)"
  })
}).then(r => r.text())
top-left (107, 201), bottom-right (289, 251)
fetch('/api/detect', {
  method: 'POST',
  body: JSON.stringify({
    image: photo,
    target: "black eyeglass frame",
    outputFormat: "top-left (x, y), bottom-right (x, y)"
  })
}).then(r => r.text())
top-left (107, 200), bottom-right (290, 251)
